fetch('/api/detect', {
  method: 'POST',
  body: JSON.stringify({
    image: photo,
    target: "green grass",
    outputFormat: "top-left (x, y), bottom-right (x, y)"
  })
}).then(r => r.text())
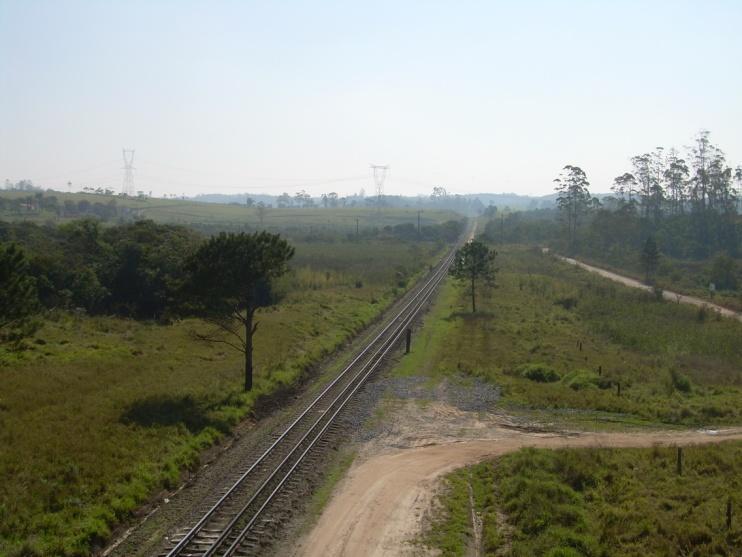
top-left (425, 442), bottom-right (742, 556)
top-left (0, 238), bottom-right (443, 556)
top-left (423, 462), bottom-right (499, 556)
top-left (394, 245), bottom-right (742, 427)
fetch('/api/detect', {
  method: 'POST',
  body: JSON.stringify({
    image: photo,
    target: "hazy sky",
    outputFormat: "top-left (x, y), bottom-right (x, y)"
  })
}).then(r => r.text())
top-left (1, 1), bottom-right (741, 197)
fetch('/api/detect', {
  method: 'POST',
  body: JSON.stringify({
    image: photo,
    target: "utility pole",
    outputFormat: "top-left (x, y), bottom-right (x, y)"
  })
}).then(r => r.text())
top-left (370, 164), bottom-right (389, 210)
top-left (417, 210), bottom-right (422, 236)
top-left (122, 148), bottom-right (135, 196)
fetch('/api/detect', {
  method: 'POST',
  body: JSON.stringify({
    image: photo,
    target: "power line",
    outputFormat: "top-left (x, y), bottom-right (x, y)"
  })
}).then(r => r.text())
top-left (370, 164), bottom-right (389, 207)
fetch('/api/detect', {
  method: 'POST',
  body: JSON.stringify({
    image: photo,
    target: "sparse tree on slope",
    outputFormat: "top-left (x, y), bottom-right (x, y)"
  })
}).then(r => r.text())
top-left (450, 240), bottom-right (497, 313)
top-left (183, 232), bottom-right (294, 391)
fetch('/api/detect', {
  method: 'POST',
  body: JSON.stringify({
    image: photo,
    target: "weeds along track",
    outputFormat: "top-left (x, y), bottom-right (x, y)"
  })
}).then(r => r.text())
top-left (160, 244), bottom-right (459, 557)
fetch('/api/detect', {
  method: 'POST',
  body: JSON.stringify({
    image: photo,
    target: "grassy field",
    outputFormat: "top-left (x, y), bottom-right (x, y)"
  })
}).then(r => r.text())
top-left (393, 245), bottom-right (742, 427)
top-left (425, 442), bottom-right (742, 556)
top-left (0, 238), bottom-right (444, 556)
top-left (0, 190), bottom-right (458, 234)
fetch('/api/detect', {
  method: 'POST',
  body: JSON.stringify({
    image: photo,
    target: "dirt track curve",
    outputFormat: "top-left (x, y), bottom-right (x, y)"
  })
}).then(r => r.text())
top-left (293, 400), bottom-right (742, 557)
top-left (290, 252), bottom-right (742, 557)
top-left (557, 254), bottom-right (742, 322)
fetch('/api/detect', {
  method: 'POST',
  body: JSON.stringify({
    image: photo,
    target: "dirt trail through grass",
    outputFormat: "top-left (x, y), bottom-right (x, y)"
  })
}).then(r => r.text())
top-left (556, 254), bottom-right (742, 322)
top-left (292, 401), bottom-right (742, 557)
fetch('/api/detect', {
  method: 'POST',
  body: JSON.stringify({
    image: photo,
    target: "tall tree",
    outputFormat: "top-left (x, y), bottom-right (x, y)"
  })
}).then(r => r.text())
top-left (431, 186), bottom-right (448, 200)
top-left (183, 232), bottom-right (294, 391)
top-left (648, 147), bottom-right (666, 223)
top-left (664, 149), bottom-right (689, 215)
top-left (689, 130), bottom-right (712, 214)
top-left (0, 242), bottom-right (39, 344)
top-left (277, 192), bottom-right (293, 208)
top-left (554, 165), bottom-right (591, 251)
top-left (611, 172), bottom-right (638, 209)
top-left (449, 240), bottom-right (497, 313)
top-left (707, 147), bottom-right (735, 213)
top-left (632, 152), bottom-right (664, 221)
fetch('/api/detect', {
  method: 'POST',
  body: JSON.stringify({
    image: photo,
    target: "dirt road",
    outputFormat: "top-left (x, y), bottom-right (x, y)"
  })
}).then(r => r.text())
top-left (292, 394), bottom-right (742, 557)
top-left (556, 255), bottom-right (742, 322)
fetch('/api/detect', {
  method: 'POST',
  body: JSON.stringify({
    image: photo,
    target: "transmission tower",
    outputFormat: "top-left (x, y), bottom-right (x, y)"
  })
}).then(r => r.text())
top-left (370, 164), bottom-right (389, 207)
top-left (122, 148), bottom-right (135, 196)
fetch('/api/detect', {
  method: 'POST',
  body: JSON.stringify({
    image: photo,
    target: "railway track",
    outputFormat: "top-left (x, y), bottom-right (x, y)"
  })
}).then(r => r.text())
top-left (160, 240), bottom-right (461, 557)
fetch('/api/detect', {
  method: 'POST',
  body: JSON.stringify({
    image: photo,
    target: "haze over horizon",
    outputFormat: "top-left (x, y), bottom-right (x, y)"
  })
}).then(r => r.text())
top-left (1, 1), bottom-right (740, 198)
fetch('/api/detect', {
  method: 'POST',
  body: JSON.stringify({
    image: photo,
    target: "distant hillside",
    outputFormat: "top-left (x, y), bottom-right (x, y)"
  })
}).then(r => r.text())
top-left (187, 191), bottom-right (564, 213)
top-left (191, 193), bottom-right (277, 205)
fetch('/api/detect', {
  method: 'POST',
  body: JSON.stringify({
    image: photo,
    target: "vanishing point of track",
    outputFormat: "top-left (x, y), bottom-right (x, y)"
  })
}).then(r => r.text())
top-left (162, 242), bottom-right (460, 557)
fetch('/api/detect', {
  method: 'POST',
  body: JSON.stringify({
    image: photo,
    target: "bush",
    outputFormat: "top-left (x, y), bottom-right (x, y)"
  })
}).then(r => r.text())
top-left (697, 304), bottom-right (708, 322)
top-left (554, 296), bottom-right (578, 310)
top-left (561, 369), bottom-right (603, 391)
top-left (519, 363), bottom-right (560, 383)
top-left (669, 369), bottom-right (692, 393)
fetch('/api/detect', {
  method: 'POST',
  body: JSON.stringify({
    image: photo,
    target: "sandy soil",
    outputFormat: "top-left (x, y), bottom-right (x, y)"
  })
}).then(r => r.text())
top-left (292, 400), bottom-right (742, 557)
top-left (557, 255), bottom-right (742, 322)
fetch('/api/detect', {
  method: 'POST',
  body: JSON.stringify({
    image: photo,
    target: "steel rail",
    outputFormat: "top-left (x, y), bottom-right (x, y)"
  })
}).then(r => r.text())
top-left (220, 254), bottom-right (453, 555)
top-left (205, 252), bottom-right (454, 555)
top-left (165, 250), bottom-right (453, 556)
top-left (165, 237), bottom-right (461, 557)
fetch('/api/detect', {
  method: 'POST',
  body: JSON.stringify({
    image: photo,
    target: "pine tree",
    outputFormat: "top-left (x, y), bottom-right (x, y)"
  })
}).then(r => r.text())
top-left (182, 232), bottom-right (294, 391)
top-left (640, 236), bottom-right (660, 284)
top-left (449, 240), bottom-right (497, 313)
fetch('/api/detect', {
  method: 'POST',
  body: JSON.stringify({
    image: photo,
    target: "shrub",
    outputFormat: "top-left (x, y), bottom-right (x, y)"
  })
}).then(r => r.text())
top-left (653, 286), bottom-right (664, 301)
top-left (554, 296), bottom-right (578, 310)
top-left (697, 305), bottom-right (708, 322)
top-left (561, 369), bottom-right (602, 391)
top-left (519, 363), bottom-right (560, 383)
top-left (669, 369), bottom-right (692, 393)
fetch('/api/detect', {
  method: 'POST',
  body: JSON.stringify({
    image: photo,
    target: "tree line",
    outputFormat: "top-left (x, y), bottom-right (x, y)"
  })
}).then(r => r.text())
top-left (0, 218), bottom-right (460, 320)
top-left (0, 192), bottom-right (137, 221)
top-left (484, 131), bottom-right (741, 264)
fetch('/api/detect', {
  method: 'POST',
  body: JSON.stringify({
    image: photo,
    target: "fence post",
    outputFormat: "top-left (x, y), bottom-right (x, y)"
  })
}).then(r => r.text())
top-left (405, 328), bottom-right (412, 354)
top-left (727, 497), bottom-right (733, 530)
